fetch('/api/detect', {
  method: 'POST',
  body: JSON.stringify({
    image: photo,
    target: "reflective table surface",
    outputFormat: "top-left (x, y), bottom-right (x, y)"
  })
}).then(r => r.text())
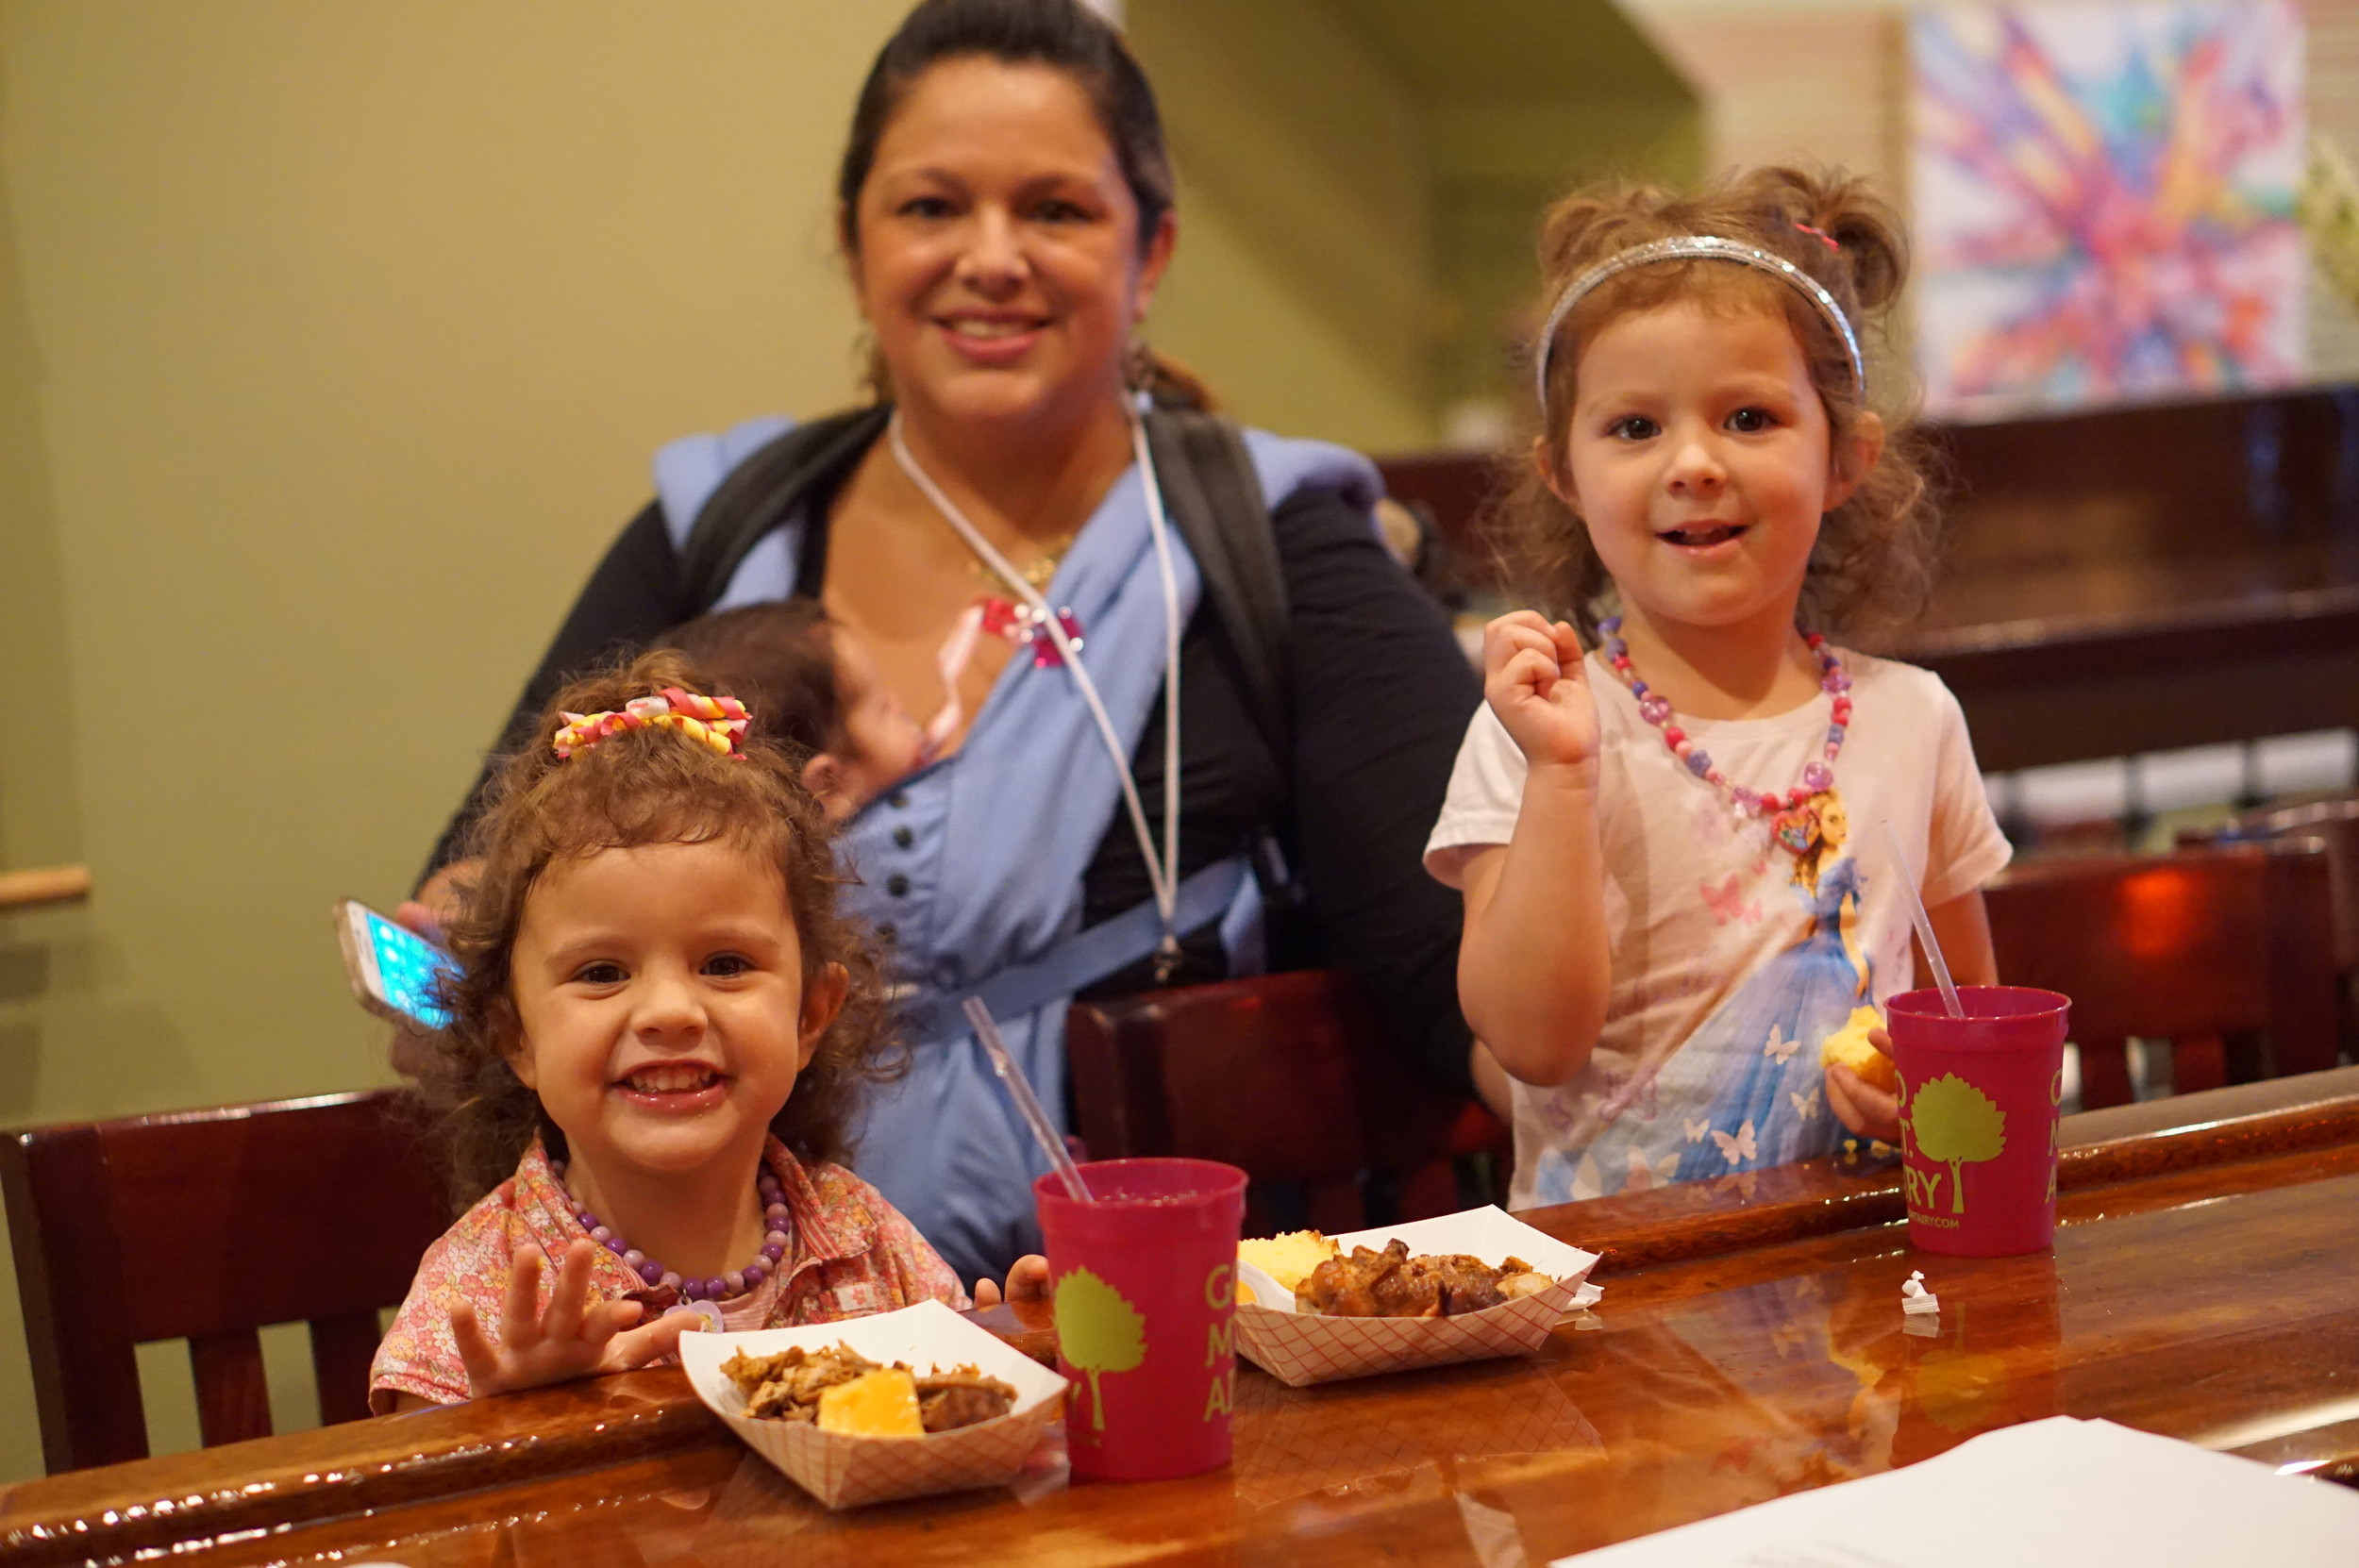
top-left (7, 1070), bottom-right (2354, 1566)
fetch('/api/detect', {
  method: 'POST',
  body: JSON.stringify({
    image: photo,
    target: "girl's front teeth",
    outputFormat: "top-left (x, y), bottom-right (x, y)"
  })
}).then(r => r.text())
top-left (625, 1066), bottom-right (716, 1093)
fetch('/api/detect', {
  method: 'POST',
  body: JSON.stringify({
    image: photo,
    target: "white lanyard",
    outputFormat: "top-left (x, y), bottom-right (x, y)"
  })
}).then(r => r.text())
top-left (888, 413), bottom-right (1186, 969)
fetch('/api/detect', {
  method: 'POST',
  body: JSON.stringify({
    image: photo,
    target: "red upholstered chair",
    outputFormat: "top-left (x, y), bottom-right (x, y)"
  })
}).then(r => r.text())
top-left (0, 1089), bottom-right (448, 1473)
top-left (1065, 969), bottom-right (1507, 1236)
top-left (1982, 842), bottom-right (2341, 1109)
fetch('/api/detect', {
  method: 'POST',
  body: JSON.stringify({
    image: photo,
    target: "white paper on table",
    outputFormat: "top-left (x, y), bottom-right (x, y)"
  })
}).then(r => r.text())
top-left (1553, 1416), bottom-right (2359, 1566)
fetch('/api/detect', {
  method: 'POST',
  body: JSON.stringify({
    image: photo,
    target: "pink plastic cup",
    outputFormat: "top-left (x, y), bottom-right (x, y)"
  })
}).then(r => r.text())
top-left (1888, 986), bottom-right (2070, 1257)
top-left (1033, 1158), bottom-right (1248, 1481)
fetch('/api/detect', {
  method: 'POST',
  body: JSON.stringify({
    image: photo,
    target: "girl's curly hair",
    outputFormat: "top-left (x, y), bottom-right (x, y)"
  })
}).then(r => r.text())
top-left (414, 648), bottom-right (898, 1207)
top-left (1497, 165), bottom-right (1939, 641)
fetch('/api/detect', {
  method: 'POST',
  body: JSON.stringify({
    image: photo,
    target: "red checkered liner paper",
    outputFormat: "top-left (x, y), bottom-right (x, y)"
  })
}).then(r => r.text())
top-left (1234, 1206), bottom-right (1602, 1388)
top-left (680, 1299), bottom-right (1068, 1510)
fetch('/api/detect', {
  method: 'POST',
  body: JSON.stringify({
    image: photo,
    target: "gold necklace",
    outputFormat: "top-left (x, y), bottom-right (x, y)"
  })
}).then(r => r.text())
top-left (971, 530), bottom-right (1078, 593)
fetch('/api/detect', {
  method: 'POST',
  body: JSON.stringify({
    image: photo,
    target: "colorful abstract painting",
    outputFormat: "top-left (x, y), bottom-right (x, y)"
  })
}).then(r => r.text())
top-left (1912, 3), bottom-right (2305, 418)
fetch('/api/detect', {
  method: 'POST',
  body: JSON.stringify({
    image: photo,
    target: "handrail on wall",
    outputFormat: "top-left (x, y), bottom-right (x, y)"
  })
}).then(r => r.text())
top-left (0, 865), bottom-right (91, 911)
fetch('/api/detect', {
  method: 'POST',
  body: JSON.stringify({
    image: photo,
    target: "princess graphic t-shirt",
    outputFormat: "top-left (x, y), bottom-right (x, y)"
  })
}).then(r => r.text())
top-left (1424, 648), bottom-right (2011, 1209)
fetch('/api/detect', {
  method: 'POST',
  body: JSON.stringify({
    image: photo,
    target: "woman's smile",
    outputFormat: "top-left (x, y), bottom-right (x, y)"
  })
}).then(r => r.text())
top-left (935, 307), bottom-right (1052, 364)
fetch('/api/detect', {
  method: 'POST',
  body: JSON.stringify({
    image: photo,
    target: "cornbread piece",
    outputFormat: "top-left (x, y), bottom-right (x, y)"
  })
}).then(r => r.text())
top-left (1239, 1230), bottom-right (1339, 1295)
top-left (913, 1364), bottom-right (1018, 1432)
top-left (817, 1367), bottom-right (926, 1436)
top-left (1819, 1005), bottom-right (1899, 1093)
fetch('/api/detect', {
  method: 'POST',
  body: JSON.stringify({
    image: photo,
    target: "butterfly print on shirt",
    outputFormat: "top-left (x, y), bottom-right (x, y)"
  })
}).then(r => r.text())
top-left (1701, 873), bottom-right (1764, 926)
top-left (1711, 1119), bottom-right (1760, 1168)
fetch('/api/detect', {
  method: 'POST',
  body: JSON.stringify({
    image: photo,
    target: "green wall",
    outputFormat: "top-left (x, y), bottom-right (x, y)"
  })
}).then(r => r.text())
top-left (0, 0), bottom-right (912, 1482)
top-left (1131, 0), bottom-right (1442, 449)
top-left (0, 0), bottom-right (1693, 1482)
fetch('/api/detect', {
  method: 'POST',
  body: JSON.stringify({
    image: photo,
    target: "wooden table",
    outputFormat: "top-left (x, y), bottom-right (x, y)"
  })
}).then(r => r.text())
top-left (7, 1071), bottom-right (2354, 1566)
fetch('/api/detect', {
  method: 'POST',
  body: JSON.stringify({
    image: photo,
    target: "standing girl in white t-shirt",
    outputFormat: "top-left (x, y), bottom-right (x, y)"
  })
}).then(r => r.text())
top-left (1425, 167), bottom-right (2013, 1208)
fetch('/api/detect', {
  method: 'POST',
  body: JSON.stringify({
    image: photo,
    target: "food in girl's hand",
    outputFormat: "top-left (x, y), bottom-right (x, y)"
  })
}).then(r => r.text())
top-left (722, 1343), bottom-right (1016, 1433)
top-left (1238, 1229), bottom-right (1340, 1294)
top-left (1294, 1239), bottom-right (1553, 1318)
top-left (1819, 1005), bottom-right (1898, 1093)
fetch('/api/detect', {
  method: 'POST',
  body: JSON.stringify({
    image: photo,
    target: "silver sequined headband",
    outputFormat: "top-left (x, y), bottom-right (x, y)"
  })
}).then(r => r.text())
top-left (1532, 235), bottom-right (1865, 418)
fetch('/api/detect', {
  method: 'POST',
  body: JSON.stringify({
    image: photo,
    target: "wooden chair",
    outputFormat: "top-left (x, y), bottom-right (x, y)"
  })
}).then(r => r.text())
top-left (0, 1089), bottom-right (449, 1473)
top-left (2223, 796), bottom-right (2359, 1016)
top-left (1066, 969), bottom-right (1507, 1236)
top-left (1983, 842), bottom-right (2341, 1109)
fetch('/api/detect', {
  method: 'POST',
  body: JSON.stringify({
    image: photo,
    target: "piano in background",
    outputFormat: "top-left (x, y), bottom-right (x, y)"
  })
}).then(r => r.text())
top-left (1380, 384), bottom-right (2359, 774)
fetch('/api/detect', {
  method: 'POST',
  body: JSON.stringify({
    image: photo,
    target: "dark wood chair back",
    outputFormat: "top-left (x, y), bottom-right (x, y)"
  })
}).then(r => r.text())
top-left (1983, 842), bottom-right (2341, 1109)
top-left (2228, 797), bottom-right (2359, 973)
top-left (0, 1089), bottom-right (448, 1473)
top-left (1065, 969), bottom-right (1506, 1236)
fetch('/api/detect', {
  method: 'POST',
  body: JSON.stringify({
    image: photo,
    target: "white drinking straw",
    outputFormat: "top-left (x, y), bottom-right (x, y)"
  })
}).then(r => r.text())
top-left (963, 995), bottom-right (1095, 1201)
top-left (1881, 819), bottom-right (1963, 1018)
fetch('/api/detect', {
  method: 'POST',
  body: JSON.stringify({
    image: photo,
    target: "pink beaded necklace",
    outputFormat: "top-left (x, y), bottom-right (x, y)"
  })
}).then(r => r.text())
top-left (1598, 614), bottom-right (1853, 858)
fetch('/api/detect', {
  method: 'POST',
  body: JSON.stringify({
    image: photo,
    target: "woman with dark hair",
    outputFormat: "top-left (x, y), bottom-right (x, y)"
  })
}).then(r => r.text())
top-left (414, 0), bottom-right (1481, 1285)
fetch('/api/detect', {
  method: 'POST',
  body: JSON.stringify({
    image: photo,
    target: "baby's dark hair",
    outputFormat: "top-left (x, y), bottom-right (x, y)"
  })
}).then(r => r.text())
top-left (665, 601), bottom-right (844, 759)
top-left (414, 648), bottom-right (896, 1205)
top-left (1497, 165), bottom-right (1938, 640)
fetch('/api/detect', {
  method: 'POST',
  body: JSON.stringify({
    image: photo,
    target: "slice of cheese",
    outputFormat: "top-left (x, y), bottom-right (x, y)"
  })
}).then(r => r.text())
top-left (1239, 1230), bottom-right (1338, 1295)
top-left (815, 1367), bottom-right (925, 1437)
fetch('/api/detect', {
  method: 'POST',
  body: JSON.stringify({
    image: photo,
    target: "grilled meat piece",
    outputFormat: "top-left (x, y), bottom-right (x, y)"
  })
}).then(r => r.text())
top-left (1295, 1241), bottom-right (1548, 1318)
top-left (913, 1364), bottom-right (1017, 1432)
top-left (722, 1343), bottom-right (880, 1421)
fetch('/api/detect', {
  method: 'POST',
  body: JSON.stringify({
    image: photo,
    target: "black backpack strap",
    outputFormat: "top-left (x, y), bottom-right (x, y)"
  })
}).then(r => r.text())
top-left (676, 404), bottom-right (893, 614)
top-left (1143, 407), bottom-right (1290, 760)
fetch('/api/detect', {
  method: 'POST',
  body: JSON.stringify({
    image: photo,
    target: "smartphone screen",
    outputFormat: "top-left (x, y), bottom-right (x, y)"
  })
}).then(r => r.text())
top-left (341, 901), bottom-right (460, 1030)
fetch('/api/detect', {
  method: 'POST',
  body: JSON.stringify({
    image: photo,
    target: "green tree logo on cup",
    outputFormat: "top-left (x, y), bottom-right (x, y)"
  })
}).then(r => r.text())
top-left (1055, 1267), bottom-right (1146, 1430)
top-left (1909, 1075), bottom-right (2008, 1214)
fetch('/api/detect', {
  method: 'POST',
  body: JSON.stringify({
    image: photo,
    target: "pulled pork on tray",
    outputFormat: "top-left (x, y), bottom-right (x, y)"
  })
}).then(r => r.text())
top-left (1294, 1238), bottom-right (1556, 1318)
top-left (720, 1343), bottom-right (1016, 1432)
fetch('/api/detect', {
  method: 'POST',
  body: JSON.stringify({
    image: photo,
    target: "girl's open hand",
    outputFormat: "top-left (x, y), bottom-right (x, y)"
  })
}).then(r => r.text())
top-left (452, 1239), bottom-right (703, 1399)
top-left (1482, 612), bottom-right (1598, 772)
top-left (970, 1255), bottom-right (1049, 1309)
top-left (1826, 1026), bottom-right (1903, 1144)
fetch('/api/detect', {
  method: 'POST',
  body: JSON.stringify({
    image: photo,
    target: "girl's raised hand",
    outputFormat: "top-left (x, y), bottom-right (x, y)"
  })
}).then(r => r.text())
top-left (452, 1239), bottom-right (703, 1399)
top-left (1482, 612), bottom-right (1598, 772)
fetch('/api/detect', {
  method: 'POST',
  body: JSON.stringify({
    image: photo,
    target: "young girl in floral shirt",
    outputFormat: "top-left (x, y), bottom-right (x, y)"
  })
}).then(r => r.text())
top-left (373, 650), bottom-right (977, 1410)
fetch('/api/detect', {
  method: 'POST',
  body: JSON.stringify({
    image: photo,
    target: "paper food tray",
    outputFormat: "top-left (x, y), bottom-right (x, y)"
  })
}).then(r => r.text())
top-left (1233, 1206), bottom-right (1602, 1387)
top-left (680, 1298), bottom-right (1068, 1510)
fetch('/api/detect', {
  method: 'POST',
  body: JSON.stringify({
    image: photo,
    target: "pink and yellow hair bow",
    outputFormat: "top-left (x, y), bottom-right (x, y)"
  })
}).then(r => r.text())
top-left (552, 687), bottom-right (751, 761)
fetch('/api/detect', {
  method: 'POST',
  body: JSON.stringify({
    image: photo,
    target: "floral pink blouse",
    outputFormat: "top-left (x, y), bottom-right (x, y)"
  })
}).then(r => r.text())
top-left (371, 1135), bottom-right (968, 1410)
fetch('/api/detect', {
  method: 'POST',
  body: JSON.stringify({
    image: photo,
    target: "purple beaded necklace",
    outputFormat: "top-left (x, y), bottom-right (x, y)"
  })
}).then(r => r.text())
top-left (1598, 614), bottom-right (1853, 858)
top-left (552, 1157), bottom-right (791, 1305)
